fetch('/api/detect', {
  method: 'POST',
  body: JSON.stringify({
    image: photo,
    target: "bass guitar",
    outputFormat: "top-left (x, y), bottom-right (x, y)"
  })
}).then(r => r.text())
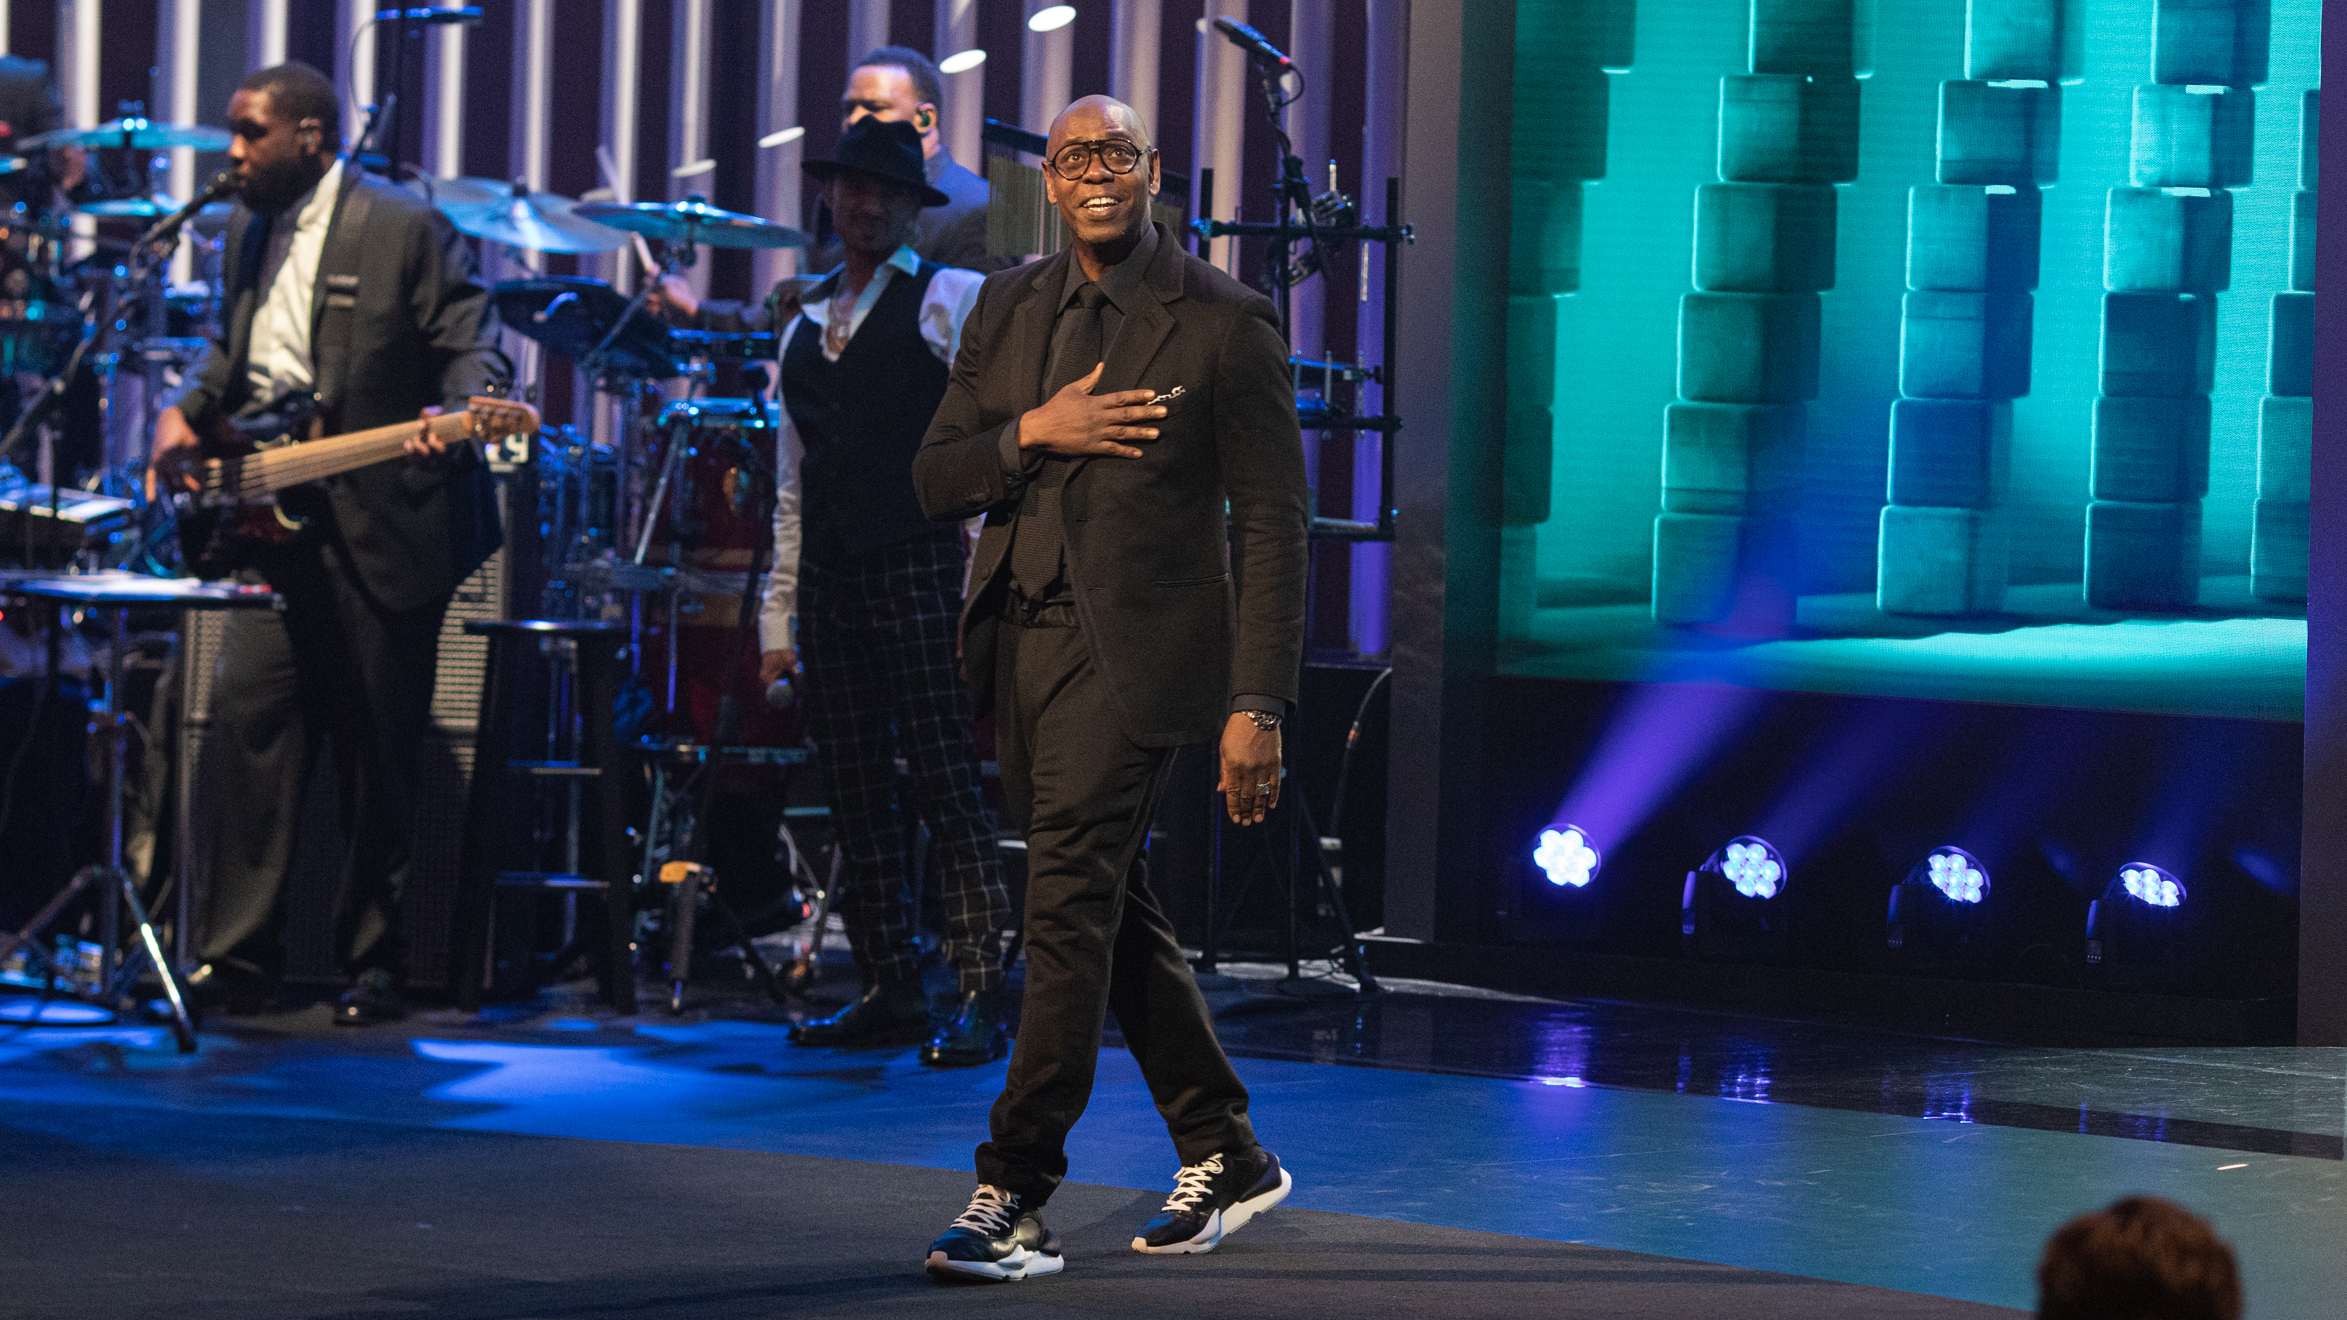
top-left (178, 394), bottom-right (539, 577)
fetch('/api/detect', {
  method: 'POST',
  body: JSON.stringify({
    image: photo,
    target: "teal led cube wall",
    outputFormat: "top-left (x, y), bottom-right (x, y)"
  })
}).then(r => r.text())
top-left (1719, 74), bottom-right (1861, 183)
top-left (1878, 505), bottom-right (2011, 615)
top-left (1965, 0), bottom-right (2081, 81)
top-left (2104, 187), bottom-right (2234, 291)
top-left (2090, 396), bottom-right (2213, 502)
top-left (1938, 81), bottom-right (2063, 186)
top-left (2150, 0), bottom-right (2272, 87)
top-left (1908, 184), bottom-right (2043, 292)
top-left (2085, 499), bottom-right (2204, 608)
top-left (1889, 399), bottom-right (2013, 508)
top-left (2130, 85), bottom-right (2256, 188)
top-left (1694, 183), bottom-right (1838, 292)
top-left (1662, 401), bottom-right (1807, 513)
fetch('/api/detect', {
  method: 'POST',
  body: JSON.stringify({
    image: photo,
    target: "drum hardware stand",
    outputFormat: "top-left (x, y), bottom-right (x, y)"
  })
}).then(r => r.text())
top-left (1198, 749), bottom-right (1379, 1001)
top-left (775, 809), bottom-right (839, 998)
top-left (644, 415), bottom-right (794, 1015)
top-left (0, 587), bottom-right (236, 1051)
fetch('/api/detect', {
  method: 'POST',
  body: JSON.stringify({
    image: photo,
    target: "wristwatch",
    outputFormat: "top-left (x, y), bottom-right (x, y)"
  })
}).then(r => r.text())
top-left (1244, 710), bottom-right (1282, 732)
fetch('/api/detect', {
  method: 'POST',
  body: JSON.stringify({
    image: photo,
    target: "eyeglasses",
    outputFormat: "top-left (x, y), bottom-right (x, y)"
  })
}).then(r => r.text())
top-left (1048, 140), bottom-right (1150, 180)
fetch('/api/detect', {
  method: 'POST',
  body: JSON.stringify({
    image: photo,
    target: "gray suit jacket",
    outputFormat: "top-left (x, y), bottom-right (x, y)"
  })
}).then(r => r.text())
top-left (913, 224), bottom-right (1308, 748)
top-left (175, 168), bottom-right (502, 613)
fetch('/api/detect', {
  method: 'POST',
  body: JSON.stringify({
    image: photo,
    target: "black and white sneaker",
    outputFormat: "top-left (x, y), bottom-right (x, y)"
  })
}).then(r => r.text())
top-left (925, 1184), bottom-right (1065, 1283)
top-left (1131, 1147), bottom-right (1293, 1254)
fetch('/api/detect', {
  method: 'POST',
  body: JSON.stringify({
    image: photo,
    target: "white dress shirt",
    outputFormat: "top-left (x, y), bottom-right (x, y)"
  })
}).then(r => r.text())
top-left (757, 247), bottom-right (984, 653)
top-left (243, 159), bottom-right (345, 404)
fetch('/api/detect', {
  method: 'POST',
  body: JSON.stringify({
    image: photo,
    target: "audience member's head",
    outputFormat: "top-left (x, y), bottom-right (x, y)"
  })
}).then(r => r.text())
top-left (2037, 1196), bottom-right (2241, 1320)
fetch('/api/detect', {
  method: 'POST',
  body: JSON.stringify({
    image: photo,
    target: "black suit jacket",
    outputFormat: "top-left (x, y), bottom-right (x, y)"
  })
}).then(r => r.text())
top-left (175, 167), bottom-right (502, 613)
top-left (913, 224), bottom-right (1308, 749)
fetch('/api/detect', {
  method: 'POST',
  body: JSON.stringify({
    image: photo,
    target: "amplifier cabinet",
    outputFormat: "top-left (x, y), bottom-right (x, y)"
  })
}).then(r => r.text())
top-left (178, 520), bottom-right (512, 991)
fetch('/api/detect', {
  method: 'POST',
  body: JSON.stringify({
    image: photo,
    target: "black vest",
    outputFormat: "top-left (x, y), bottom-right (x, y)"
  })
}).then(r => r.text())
top-left (780, 262), bottom-right (957, 561)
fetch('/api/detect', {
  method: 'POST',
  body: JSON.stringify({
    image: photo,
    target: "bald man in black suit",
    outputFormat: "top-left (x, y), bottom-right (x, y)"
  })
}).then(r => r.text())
top-left (913, 95), bottom-right (1307, 1283)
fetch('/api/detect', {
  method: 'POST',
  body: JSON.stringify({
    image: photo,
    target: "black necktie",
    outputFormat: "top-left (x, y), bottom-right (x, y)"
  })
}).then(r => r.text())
top-left (1010, 283), bottom-right (1107, 601)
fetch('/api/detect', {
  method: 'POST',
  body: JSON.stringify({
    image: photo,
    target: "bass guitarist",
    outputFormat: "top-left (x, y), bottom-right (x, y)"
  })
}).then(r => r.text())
top-left (149, 62), bottom-right (503, 1025)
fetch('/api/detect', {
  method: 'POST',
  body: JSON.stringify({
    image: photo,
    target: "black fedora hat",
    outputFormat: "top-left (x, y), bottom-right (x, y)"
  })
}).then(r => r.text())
top-left (802, 118), bottom-right (952, 208)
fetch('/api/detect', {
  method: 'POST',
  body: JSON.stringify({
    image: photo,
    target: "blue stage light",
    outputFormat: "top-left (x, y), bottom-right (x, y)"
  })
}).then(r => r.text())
top-left (1718, 836), bottom-right (1785, 899)
top-left (1923, 848), bottom-right (1988, 904)
top-left (1534, 826), bottom-right (1600, 888)
top-left (2118, 862), bottom-right (2184, 909)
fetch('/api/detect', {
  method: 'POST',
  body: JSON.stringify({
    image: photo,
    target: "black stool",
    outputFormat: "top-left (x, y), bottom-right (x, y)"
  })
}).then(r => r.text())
top-left (452, 619), bottom-right (636, 1015)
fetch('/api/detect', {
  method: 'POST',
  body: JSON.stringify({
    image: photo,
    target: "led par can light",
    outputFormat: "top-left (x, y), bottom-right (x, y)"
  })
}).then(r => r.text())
top-left (1682, 836), bottom-right (1790, 962)
top-left (2117, 862), bottom-right (2184, 909)
top-left (1888, 847), bottom-right (1994, 965)
top-left (2086, 862), bottom-right (2190, 986)
top-left (1533, 825), bottom-right (1600, 888)
top-left (1715, 836), bottom-right (1786, 899)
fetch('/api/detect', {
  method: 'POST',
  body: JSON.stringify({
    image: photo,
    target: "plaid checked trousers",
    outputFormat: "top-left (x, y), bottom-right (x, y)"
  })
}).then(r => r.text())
top-left (798, 530), bottom-right (1011, 994)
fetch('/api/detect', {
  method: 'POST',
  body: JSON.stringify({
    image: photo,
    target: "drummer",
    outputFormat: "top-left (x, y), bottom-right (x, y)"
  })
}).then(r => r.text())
top-left (763, 116), bottom-right (1014, 1068)
top-left (650, 45), bottom-right (1004, 329)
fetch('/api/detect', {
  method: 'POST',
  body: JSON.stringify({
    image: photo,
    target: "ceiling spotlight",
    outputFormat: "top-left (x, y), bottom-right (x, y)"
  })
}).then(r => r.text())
top-left (1717, 836), bottom-right (1785, 899)
top-left (2118, 862), bottom-right (2184, 908)
top-left (939, 48), bottom-right (988, 75)
top-left (1533, 826), bottom-right (1600, 888)
top-left (1921, 848), bottom-right (1988, 904)
top-left (1027, 5), bottom-right (1077, 32)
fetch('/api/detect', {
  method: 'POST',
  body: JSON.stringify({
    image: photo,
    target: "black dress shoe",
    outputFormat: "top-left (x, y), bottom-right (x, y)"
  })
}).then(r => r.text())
top-left (184, 963), bottom-right (277, 1016)
top-left (920, 989), bottom-right (1009, 1068)
top-left (788, 982), bottom-right (929, 1047)
top-left (333, 970), bottom-right (406, 1026)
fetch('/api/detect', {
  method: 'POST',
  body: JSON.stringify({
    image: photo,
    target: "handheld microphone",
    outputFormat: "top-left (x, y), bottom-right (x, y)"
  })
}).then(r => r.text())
top-left (1212, 17), bottom-right (1293, 68)
top-left (136, 170), bottom-right (236, 251)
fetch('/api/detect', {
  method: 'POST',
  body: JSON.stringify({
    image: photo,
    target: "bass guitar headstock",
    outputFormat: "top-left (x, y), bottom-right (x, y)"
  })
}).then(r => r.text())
top-left (466, 396), bottom-right (542, 441)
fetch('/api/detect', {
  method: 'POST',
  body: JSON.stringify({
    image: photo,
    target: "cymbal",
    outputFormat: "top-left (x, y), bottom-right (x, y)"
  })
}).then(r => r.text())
top-left (21, 118), bottom-right (232, 152)
top-left (401, 175), bottom-right (521, 209)
top-left (77, 192), bottom-right (180, 219)
top-left (572, 196), bottom-right (808, 250)
top-left (490, 277), bottom-right (680, 379)
top-left (442, 191), bottom-right (628, 255)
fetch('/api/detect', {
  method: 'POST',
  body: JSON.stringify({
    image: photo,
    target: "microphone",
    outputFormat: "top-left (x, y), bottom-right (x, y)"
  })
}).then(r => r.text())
top-left (1212, 17), bottom-right (1293, 68)
top-left (135, 170), bottom-right (236, 251)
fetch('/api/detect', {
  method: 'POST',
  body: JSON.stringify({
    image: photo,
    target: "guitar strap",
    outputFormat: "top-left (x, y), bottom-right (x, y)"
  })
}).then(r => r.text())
top-left (309, 177), bottom-right (376, 431)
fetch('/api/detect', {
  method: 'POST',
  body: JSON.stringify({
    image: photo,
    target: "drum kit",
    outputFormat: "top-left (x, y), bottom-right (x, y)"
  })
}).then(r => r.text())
top-left (0, 110), bottom-right (815, 756)
top-left (0, 114), bottom-right (837, 1014)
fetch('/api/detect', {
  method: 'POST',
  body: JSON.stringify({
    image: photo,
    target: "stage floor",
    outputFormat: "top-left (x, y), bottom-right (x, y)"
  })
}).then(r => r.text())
top-left (2, 963), bottom-right (2338, 1317)
top-left (1504, 577), bottom-right (2306, 720)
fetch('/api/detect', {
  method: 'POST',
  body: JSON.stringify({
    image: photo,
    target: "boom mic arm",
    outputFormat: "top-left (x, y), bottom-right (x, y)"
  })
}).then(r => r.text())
top-left (135, 169), bottom-right (235, 254)
top-left (1212, 16), bottom-right (1293, 68)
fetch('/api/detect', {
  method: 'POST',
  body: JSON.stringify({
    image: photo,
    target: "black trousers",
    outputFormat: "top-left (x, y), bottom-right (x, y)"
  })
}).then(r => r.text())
top-left (797, 533), bottom-right (1009, 994)
top-left (197, 545), bottom-right (446, 983)
top-left (976, 616), bottom-right (1256, 1205)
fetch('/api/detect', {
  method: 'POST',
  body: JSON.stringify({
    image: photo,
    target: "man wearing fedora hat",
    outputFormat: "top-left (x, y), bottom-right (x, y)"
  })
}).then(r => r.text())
top-left (763, 116), bottom-right (1014, 1067)
top-left (653, 46), bottom-right (1005, 327)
